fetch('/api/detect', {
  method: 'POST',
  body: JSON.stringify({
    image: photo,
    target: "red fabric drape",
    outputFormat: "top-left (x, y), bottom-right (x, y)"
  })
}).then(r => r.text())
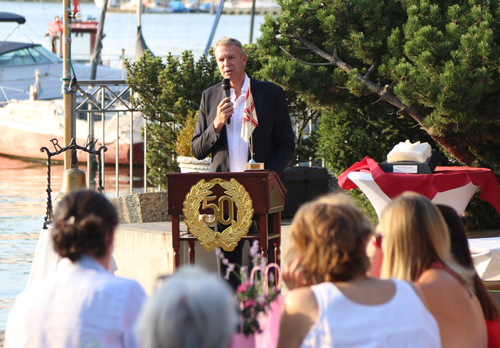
top-left (338, 156), bottom-right (500, 216)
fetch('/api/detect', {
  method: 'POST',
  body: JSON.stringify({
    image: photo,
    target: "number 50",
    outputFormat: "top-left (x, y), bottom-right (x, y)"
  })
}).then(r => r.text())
top-left (201, 195), bottom-right (234, 225)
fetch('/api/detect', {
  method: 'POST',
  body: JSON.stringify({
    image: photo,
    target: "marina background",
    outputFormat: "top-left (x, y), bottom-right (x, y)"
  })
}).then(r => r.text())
top-left (0, 0), bottom-right (266, 329)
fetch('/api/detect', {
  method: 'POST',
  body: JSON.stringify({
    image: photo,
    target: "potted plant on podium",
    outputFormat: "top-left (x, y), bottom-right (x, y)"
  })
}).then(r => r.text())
top-left (175, 112), bottom-right (211, 173)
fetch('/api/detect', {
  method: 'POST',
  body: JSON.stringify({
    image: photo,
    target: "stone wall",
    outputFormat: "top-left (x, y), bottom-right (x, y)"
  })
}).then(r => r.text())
top-left (113, 192), bottom-right (170, 224)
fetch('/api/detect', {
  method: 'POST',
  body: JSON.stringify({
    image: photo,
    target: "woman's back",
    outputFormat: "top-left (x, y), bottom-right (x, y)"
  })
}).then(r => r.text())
top-left (417, 268), bottom-right (487, 348)
top-left (299, 279), bottom-right (441, 348)
top-left (6, 255), bottom-right (146, 348)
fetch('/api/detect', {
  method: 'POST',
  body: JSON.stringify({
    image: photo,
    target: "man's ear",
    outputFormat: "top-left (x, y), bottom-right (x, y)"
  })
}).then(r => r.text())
top-left (243, 54), bottom-right (247, 66)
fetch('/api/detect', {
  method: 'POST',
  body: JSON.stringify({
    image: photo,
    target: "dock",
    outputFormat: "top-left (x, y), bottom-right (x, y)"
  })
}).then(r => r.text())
top-left (106, 7), bottom-right (280, 14)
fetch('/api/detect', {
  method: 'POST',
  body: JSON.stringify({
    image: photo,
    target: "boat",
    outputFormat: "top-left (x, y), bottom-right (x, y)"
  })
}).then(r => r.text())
top-left (222, 0), bottom-right (280, 13)
top-left (0, 12), bottom-right (124, 104)
top-left (0, 99), bottom-right (144, 165)
top-left (0, 11), bottom-right (143, 165)
top-left (0, 41), bottom-right (124, 103)
top-left (119, 0), bottom-right (175, 13)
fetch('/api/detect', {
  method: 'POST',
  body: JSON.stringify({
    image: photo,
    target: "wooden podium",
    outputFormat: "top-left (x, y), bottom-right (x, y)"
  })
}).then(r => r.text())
top-left (166, 171), bottom-right (286, 270)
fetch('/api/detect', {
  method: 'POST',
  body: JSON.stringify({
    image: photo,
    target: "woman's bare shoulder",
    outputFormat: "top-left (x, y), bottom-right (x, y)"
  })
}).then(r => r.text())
top-left (416, 269), bottom-right (472, 304)
top-left (417, 268), bottom-right (456, 288)
top-left (285, 287), bottom-right (317, 314)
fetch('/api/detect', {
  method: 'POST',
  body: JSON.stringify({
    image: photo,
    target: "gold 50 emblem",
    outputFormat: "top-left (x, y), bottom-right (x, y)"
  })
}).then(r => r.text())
top-left (183, 178), bottom-right (254, 252)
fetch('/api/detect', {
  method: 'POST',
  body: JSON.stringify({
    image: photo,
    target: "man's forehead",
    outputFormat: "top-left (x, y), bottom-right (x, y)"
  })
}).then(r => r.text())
top-left (215, 44), bottom-right (243, 57)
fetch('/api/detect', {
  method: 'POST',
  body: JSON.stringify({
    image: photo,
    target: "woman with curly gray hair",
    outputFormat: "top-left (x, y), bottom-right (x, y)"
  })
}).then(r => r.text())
top-left (137, 266), bottom-right (237, 348)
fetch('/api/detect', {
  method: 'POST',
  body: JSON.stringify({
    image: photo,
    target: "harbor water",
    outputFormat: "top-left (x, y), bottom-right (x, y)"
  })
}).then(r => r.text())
top-left (0, 1), bottom-right (265, 64)
top-left (0, 0), bottom-right (266, 329)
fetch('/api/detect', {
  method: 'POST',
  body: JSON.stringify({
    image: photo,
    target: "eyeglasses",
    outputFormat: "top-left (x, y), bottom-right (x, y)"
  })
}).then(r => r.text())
top-left (373, 233), bottom-right (383, 249)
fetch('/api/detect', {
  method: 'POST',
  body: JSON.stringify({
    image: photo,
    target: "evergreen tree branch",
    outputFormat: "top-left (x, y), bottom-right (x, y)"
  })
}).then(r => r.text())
top-left (290, 36), bottom-right (477, 166)
top-left (363, 60), bottom-right (379, 81)
top-left (293, 36), bottom-right (426, 125)
top-left (279, 46), bottom-right (335, 66)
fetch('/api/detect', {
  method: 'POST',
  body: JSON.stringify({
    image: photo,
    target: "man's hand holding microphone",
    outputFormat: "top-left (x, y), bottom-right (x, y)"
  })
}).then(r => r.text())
top-left (214, 78), bottom-right (233, 134)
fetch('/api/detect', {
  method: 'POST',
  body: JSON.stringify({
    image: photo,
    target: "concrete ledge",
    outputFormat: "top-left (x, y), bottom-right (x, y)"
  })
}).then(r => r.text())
top-left (113, 220), bottom-right (292, 294)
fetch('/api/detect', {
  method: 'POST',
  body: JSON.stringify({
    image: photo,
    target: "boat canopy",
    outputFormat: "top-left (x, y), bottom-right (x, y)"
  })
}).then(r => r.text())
top-left (0, 42), bottom-right (38, 56)
top-left (0, 12), bottom-right (26, 24)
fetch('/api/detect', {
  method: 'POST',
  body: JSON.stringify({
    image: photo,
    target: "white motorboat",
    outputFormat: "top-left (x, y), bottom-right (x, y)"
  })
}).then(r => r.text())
top-left (0, 12), bottom-right (124, 104)
top-left (0, 41), bottom-right (125, 104)
top-left (0, 99), bottom-right (144, 165)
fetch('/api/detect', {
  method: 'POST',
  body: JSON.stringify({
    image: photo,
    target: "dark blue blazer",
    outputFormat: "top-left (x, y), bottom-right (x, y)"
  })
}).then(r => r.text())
top-left (192, 78), bottom-right (295, 177)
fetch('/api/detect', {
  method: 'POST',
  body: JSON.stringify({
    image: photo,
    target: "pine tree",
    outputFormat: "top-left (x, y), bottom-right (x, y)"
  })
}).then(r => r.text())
top-left (257, 0), bottom-right (500, 173)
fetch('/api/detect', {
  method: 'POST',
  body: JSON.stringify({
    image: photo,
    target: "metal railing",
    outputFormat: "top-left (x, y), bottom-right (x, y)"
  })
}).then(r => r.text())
top-left (74, 79), bottom-right (147, 197)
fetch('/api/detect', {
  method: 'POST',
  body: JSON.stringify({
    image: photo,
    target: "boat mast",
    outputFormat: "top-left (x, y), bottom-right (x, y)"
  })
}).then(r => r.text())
top-left (204, 0), bottom-right (225, 55)
top-left (135, 0), bottom-right (154, 60)
top-left (248, 0), bottom-right (256, 43)
top-left (91, 0), bottom-right (108, 79)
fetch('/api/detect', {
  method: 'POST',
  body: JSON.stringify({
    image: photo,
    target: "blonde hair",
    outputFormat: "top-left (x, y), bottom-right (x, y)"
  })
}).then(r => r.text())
top-left (285, 193), bottom-right (374, 283)
top-left (214, 37), bottom-right (244, 56)
top-left (380, 192), bottom-right (474, 292)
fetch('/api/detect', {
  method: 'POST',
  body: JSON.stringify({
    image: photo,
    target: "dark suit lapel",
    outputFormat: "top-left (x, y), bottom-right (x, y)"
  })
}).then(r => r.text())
top-left (247, 79), bottom-right (268, 161)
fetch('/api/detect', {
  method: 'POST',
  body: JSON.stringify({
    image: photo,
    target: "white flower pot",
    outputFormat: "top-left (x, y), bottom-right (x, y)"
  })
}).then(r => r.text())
top-left (177, 156), bottom-right (211, 173)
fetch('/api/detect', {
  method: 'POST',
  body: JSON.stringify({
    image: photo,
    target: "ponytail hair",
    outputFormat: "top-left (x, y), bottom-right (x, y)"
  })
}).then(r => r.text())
top-left (52, 190), bottom-right (118, 262)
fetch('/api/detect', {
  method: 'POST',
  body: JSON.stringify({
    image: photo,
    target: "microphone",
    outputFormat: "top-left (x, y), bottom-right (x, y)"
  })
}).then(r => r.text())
top-left (222, 78), bottom-right (231, 124)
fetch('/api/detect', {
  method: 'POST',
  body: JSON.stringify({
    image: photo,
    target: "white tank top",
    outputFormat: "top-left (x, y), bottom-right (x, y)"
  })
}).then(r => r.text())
top-left (300, 279), bottom-right (442, 348)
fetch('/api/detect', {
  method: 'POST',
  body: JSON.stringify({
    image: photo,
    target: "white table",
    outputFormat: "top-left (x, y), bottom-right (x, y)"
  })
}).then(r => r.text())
top-left (347, 171), bottom-right (480, 217)
top-left (469, 237), bottom-right (500, 281)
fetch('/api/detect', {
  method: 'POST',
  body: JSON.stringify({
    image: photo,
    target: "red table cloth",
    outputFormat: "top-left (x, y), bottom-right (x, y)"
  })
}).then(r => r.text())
top-left (338, 156), bottom-right (500, 216)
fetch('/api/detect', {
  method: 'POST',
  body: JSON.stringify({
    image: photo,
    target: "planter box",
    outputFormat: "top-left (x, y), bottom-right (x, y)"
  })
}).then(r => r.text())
top-left (113, 191), bottom-right (170, 223)
top-left (177, 156), bottom-right (211, 173)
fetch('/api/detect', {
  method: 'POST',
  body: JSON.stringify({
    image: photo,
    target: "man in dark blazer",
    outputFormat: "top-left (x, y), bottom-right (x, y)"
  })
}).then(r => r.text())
top-left (192, 37), bottom-right (295, 287)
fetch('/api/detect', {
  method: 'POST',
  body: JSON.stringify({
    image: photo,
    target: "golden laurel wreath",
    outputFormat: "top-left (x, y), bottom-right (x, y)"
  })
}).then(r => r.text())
top-left (183, 178), bottom-right (254, 252)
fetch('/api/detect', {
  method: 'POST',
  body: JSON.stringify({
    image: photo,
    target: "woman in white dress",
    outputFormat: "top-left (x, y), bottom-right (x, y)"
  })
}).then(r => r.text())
top-left (5, 190), bottom-right (147, 348)
top-left (278, 193), bottom-right (441, 348)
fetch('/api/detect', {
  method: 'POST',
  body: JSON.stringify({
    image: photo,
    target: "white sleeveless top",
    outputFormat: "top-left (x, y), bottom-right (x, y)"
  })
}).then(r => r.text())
top-left (300, 279), bottom-right (442, 348)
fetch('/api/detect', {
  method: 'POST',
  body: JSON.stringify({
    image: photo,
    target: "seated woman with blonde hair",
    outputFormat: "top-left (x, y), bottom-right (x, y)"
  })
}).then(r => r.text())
top-left (278, 194), bottom-right (441, 348)
top-left (380, 192), bottom-right (487, 348)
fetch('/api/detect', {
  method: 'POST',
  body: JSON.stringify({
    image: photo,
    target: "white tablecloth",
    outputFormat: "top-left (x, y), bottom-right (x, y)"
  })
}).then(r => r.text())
top-left (347, 171), bottom-right (480, 217)
top-left (28, 225), bottom-right (117, 287)
top-left (469, 237), bottom-right (500, 281)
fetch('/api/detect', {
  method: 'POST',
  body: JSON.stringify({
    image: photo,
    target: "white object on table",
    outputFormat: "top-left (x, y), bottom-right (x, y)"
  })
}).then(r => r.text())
top-left (27, 225), bottom-right (118, 287)
top-left (347, 171), bottom-right (480, 218)
top-left (469, 237), bottom-right (500, 281)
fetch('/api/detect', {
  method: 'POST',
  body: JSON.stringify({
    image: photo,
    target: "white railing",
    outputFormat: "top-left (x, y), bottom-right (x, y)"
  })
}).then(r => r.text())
top-left (75, 79), bottom-right (147, 197)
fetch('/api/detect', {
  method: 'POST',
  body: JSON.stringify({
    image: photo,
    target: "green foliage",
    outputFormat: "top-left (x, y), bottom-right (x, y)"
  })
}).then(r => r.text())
top-left (126, 50), bottom-right (221, 189)
top-left (256, 0), bottom-right (500, 228)
top-left (465, 192), bottom-right (500, 230)
top-left (247, 44), bottom-right (322, 165)
top-left (317, 99), bottom-right (436, 177)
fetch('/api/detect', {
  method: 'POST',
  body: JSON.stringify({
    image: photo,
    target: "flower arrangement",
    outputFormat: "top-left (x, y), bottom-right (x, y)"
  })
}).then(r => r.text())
top-left (215, 240), bottom-right (281, 336)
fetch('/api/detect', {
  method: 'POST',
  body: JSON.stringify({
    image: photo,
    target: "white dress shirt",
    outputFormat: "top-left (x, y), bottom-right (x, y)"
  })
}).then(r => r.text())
top-left (5, 255), bottom-right (146, 348)
top-left (226, 74), bottom-right (250, 172)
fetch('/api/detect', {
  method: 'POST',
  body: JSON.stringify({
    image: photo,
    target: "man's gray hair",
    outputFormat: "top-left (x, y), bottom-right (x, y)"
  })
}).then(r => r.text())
top-left (214, 37), bottom-right (245, 56)
top-left (136, 266), bottom-right (237, 348)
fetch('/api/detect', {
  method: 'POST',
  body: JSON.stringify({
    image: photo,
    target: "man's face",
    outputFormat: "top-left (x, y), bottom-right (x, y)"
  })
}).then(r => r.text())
top-left (215, 44), bottom-right (247, 83)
